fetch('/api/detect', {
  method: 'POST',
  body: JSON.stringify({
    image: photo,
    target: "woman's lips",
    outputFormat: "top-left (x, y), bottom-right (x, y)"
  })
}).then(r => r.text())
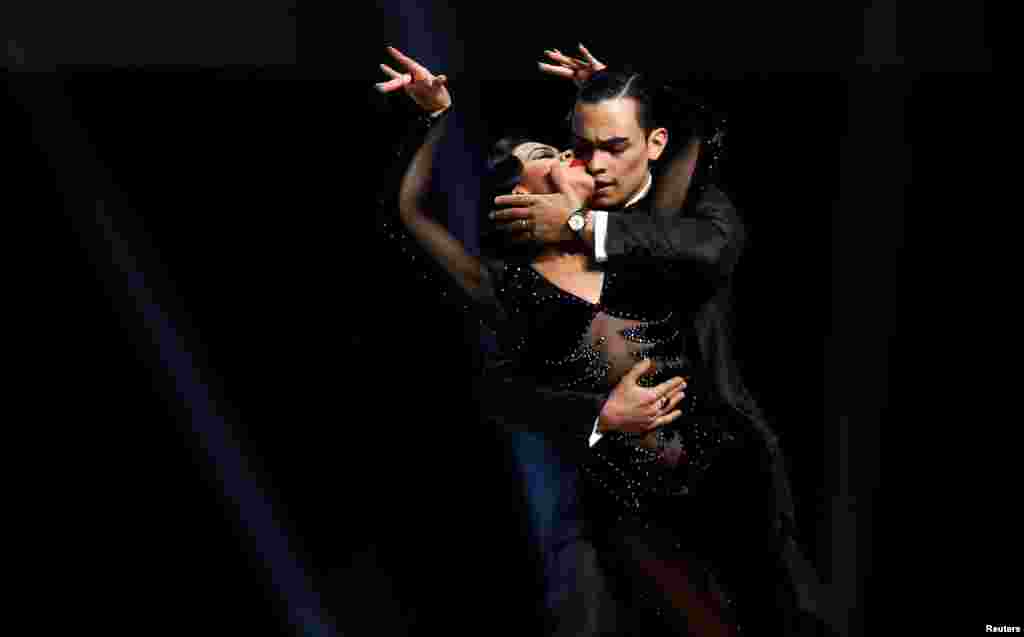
top-left (570, 158), bottom-right (586, 168)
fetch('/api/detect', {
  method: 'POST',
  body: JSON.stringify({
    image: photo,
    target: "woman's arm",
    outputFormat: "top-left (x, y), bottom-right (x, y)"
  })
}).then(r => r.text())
top-left (652, 135), bottom-right (701, 214)
top-left (395, 114), bottom-right (488, 299)
top-left (376, 46), bottom-right (490, 302)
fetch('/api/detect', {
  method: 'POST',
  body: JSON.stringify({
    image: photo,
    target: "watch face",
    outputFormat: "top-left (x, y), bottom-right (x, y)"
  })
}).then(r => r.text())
top-left (568, 214), bottom-right (585, 232)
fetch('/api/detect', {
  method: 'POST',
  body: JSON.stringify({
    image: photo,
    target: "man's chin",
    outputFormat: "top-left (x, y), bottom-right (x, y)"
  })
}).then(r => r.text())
top-left (591, 189), bottom-right (622, 208)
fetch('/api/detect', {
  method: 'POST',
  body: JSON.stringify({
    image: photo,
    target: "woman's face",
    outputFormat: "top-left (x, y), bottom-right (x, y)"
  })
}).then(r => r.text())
top-left (510, 142), bottom-right (587, 195)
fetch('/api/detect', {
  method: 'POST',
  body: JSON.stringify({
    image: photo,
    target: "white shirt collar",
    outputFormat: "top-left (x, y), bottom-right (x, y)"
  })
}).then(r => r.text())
top-left (623, 172), bottom-right (653, 209)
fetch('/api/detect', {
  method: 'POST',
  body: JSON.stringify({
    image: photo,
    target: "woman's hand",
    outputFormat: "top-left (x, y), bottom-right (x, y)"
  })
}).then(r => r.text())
top-left (538, 43), bottom-right (607, 87)
top-left (375, 46), bottom-right (451, 114)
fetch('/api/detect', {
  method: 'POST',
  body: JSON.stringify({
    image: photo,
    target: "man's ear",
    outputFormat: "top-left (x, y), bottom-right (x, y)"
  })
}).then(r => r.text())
top-left (647, 127), bottom-right (669, 161)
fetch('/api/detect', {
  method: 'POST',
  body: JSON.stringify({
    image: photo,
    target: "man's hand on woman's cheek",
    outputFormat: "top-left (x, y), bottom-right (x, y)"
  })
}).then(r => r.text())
top-left (490, 193), bottom-right (579, 244)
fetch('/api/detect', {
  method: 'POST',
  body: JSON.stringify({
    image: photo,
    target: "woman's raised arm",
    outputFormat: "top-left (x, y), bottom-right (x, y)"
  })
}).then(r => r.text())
top-left (376, 46), bottom-right (487, 299)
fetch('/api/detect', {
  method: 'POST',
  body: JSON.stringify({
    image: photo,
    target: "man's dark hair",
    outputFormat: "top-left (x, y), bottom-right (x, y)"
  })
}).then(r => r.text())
top-left (573, 69), bottom-right (726, 181)
top-left (574, 69), bottom-right (659, 135)
top-left (573, 70), bottom-right (715, 149)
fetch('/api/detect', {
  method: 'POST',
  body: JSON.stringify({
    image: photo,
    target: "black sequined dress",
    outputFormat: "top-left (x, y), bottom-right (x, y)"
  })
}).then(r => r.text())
top-left (380, 205), bottom-right (755, 632)
top-left (486, 257), bottom-right (752, 635)
top-left (378, 109), bottom-right (824, 636)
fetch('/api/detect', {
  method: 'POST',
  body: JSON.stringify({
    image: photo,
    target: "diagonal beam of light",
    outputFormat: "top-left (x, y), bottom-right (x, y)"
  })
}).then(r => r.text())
top-left (95, 199), bottom-right (337, 637)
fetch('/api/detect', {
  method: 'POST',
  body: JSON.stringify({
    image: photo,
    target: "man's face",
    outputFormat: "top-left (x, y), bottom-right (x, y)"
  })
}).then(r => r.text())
top-left (571, 97), bottom-right (667, 209)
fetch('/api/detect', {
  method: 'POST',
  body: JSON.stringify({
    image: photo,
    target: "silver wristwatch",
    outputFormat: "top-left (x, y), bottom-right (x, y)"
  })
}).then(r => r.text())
top-left (567, 207), bottom-right (588, 238)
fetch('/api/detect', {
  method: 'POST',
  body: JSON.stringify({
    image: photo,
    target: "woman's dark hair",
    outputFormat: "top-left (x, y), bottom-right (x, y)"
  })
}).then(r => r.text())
top-left (486, 136), bottom-right (530, 195)
top-left (478, 134), bottom-right (550, 261)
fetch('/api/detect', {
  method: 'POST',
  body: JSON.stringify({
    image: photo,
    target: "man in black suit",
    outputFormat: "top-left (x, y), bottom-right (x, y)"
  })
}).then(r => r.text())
top-left (483, 64), bottom-right (832, 635)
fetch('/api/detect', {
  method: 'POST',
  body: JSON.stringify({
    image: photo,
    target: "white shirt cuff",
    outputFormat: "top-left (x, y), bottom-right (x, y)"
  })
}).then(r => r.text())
top-left (588, 417), bottom-right (604, 447)
top-left (592, 210), bottom-right (609, 263)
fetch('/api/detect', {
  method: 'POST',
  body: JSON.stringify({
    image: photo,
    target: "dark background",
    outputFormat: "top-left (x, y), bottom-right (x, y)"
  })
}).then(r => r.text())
top-left (5, 2), bottom-right (1005, 636)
